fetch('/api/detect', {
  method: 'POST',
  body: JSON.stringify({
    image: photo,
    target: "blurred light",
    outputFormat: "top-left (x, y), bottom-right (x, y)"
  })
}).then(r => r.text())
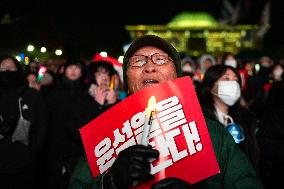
top-left (55, 49), bottom-right (63, 56)
top-left (118, 56), bottom-right (124, 63)
top-left (193, 51), bottom-right (199, 56)
top-left (15, 56), bottom-right (21, 61)
top-left (27, 45), bottom-right (35, 52)
top-left (236, 41), bottom-right (241, 47)
top-left (20, 53), bottom-right (25, 61)
top-left (37, 66), bottom-right (47, 81)
top-left (255, 64), bottom-right (260, 72)
top-left (24, 56), bottom-right (30, 65)
top-left (41, 47), bottom-right (47, 53)
top-left (100, 51), bottom-right (107, 57)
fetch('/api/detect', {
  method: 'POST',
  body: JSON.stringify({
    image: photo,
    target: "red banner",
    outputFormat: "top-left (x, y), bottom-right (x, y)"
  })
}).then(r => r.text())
top-left (80, 76), bottom-right (220, 187)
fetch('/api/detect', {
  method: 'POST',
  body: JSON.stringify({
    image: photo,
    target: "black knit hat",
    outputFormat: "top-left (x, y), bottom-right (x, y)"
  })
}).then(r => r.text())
top-left (64, 60), bottom-right (84, 70)
top-left (123, 35), bottom-right (182, 90)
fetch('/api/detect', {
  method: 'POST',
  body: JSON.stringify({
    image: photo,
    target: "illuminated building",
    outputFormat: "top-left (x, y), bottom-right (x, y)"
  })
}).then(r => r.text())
top-left (125, 12), bottom-right (269, 57)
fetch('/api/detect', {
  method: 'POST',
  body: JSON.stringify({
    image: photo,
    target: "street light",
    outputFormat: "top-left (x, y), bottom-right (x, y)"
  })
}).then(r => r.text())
top-left (41, 47), bottom-right (47, 53)
top-left (55, 49), bottom-right (63, 56)
top-left (27, 45), bottom-right (35, 52)
top-left (15, 56), bottom-right (21, 62)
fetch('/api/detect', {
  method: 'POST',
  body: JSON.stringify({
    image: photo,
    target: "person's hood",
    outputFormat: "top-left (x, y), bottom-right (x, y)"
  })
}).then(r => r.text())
top-left (198, 54), bottom-right (216, 72)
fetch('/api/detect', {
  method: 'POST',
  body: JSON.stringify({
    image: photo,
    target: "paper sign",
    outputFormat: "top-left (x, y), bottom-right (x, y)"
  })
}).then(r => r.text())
top-left (80, 76), bottom-right (220, 187)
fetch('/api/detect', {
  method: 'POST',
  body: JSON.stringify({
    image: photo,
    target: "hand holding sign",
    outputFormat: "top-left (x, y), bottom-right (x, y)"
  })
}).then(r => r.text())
top-left (103, 145), bottom-right (159, 189)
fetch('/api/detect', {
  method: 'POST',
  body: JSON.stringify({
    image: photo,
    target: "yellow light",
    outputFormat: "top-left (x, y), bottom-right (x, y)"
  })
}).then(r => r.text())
top-left (27, 45), bottom-right (35, 52)
top-left (24, 56), bottom-right (29, 65)
top-left (141, 96), bottom-right (157, 145)
top-left (55, 49), bottom-right (63, 56)
top-left (236, 41), bottom-right (241, 47)
top-left (241, 30), bottom-right (246, 36)
top-left (146, 96), bottom-right (156, 116)
top-left (109, 75), bottom-right (115, 90)
top-left (193, 51), bottom-right (199, 56)
top-left (41, 47), bottom-right (47, 53)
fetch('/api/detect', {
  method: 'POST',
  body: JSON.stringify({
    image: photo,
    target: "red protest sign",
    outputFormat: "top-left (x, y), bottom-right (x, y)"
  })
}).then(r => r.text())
top-left (80, 76), bottom-right (220, 187)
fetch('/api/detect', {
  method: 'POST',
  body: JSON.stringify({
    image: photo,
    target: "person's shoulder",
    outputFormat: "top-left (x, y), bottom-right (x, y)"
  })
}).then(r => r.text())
top-left (204, 116), bottom-right (223, 132)
top-left (21, 86), bottom-right (47, 105)
top-left (204, 116), bottom-right (235, 145)
top-left (21, 85), bottom-right (40, 97)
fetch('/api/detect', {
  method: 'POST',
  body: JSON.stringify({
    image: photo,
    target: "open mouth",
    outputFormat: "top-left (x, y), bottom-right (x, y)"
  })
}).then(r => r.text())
top-left (143, 79), bottom-right (159, 87)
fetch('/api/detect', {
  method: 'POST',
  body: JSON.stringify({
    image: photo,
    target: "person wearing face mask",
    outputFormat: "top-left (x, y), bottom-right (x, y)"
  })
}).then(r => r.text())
top-left (222, 52), bottom-right (238, 69)
top-left (199, 65), bottom-right (261, 172)
top-left (271, 64), bottom-right (283, 82)
top-left (0, 55), bottom-right (48, 189)
top-left (181, 56), bottom-right (196, 78)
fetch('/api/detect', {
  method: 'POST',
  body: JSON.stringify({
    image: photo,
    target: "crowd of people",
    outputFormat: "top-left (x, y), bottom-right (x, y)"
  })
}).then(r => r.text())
top-left (0, 34), bottom-right (283, 189)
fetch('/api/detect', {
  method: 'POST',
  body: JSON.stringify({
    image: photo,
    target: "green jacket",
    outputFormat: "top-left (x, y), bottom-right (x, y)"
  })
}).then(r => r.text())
top-left (68, 117), bottom-right (264, 189)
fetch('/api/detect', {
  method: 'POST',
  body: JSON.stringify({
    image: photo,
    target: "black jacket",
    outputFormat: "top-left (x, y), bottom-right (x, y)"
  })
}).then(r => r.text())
top-left (0, 85), bottom-right (48, 173)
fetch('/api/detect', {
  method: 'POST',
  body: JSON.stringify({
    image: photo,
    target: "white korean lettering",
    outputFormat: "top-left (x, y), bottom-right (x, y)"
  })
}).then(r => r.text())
top-left (156, 96), bottom-right (179, 111)
top-left (159, 109), bottom-right (187, 132)
top-left (94, 137), bottom-right (115, 174)
top-left (165, 128), bottom-right (188, 162)
top-left (182, 121), bottom-right (203, 155)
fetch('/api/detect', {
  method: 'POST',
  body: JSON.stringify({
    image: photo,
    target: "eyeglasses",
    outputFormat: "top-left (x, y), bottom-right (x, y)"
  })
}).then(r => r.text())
top-left (129, 53), bottom-right (173, 68)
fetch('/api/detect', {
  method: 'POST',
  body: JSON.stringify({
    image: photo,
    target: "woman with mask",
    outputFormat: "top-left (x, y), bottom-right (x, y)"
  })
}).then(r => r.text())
top-left (271, 63), bottom-right (283, 82)
top-left (222, 52), bottom-right (238, 69)
top-left (199, 65), bottom-right (260, 172)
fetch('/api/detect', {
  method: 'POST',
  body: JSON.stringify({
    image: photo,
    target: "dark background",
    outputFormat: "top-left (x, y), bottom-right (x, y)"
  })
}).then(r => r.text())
top-left (0, 0), bottom-right (283, 59)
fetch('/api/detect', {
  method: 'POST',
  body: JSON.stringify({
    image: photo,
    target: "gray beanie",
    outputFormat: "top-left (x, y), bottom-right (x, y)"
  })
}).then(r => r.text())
top-left (123, 35), bottom-right (182, 91)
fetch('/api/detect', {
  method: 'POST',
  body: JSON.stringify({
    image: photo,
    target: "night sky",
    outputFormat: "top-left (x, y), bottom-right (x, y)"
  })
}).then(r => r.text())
top-left (1, 0), bottom-right (283, 59)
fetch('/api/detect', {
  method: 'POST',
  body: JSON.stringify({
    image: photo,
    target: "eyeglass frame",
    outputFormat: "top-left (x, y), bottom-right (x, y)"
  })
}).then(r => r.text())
top-left (128, 53), bottom-right (174, 68)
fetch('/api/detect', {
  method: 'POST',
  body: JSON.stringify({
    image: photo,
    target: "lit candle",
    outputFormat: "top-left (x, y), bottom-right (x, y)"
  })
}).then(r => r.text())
top-left (141, 96), bottom-right (156, 145)
top-left (109, 75), bottom-right (115, 90)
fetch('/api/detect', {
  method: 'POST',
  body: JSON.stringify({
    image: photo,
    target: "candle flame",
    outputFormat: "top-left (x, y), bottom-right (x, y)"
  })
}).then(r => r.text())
top-left (146, 96), bottom-right (156, 116)
top-left (109, 75), bottom-right (115, 89)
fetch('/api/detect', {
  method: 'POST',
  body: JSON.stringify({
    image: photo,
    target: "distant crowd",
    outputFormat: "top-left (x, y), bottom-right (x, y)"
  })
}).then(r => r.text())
top-left (0, 51), bottom-right (283, 189)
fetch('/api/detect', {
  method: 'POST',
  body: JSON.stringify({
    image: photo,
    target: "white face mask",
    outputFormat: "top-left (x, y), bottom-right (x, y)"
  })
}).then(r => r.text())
top-left (224, 60), bottom-right (237, 68)
top-left (273, 68), bottom-right (283, 80)
top-left (182, 64), bottom-right (192, 72)
top-left (217, 80), bottom-right (241, 106)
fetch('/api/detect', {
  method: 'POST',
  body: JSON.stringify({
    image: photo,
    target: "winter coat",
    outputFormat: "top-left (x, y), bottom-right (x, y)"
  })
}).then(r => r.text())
top-left (201, 105), bottom-right (260, 172)
top-left (68, 117), bottom-right (264, 189)
top-left (257, 81), bottom-right (284, 188)
top-left (45, 77), bottom-right (89, 176)
top-left (0, 85), bottom-right (48, 173)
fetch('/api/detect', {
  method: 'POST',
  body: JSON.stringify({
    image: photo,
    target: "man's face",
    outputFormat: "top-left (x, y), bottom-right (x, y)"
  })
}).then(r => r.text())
top-left (126, 46), bottom-right (177, 94)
